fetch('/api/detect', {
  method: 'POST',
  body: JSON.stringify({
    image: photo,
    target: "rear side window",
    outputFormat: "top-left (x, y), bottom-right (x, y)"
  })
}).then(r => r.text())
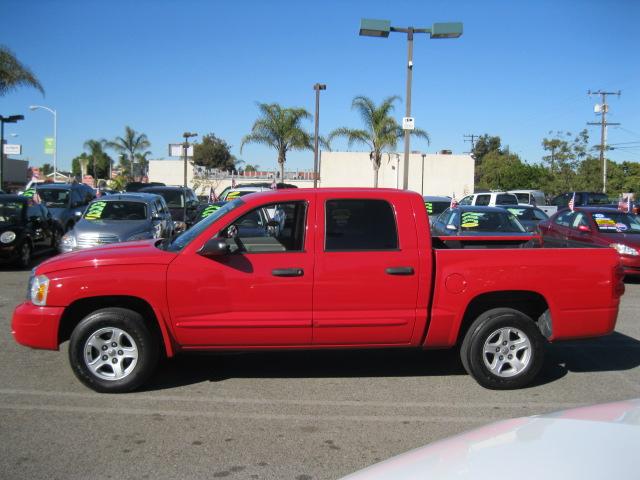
top-left (496, 194), bottom-right (518, 205)
top-left (325, 199), bottom-right (398, 251)
top-left (514, 193), bottom-right (529, 203)
top-left (475, 195), bottom-right (490, 206)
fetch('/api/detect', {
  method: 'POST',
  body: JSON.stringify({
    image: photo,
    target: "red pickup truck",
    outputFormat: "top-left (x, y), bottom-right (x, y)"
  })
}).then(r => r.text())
top-left (12, 189), bottom-right (624, 393)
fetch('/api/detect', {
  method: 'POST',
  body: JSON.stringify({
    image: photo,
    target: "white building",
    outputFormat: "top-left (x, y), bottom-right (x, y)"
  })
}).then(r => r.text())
top-left (148, 150), bottom-right (474, 197)
top-left (319, 151), bottom-right (474, 196)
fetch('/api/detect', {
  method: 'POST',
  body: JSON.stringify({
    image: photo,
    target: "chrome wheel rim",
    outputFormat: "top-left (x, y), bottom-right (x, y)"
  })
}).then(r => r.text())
top-left (482, 327), bottom-right (532, 378)
top-left (83, 327), bottom-right (139, 381)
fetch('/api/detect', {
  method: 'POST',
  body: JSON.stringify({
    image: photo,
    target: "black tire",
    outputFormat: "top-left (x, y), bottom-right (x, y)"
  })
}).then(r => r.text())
top-left (17, 242), bottom-right (31, 268)
top-left (68, 308), bottom-right (159, 393)
top-left (460, 308), bottom-right (545, 390)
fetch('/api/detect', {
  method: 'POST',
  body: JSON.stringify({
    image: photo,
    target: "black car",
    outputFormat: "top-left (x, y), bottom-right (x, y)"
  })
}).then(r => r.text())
top-left (30, 183), bottom-right (96, 232)
top-left (0, 194), bottom-right (62, 267)
top-left (550, 191), bottom-right (614, 208)
top-left (139, 186), bottom-right (200, 230)
top-left (497, 205), bottom-right (549, 232)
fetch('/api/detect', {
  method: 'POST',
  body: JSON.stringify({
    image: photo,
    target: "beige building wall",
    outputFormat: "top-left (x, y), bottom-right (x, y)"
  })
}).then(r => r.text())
top-left (319, 151), bottom-right (474, 196)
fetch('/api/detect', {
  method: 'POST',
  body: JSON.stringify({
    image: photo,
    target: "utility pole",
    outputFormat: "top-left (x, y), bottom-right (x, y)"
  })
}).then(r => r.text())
top-left (587, 90), bottom-right (621, 193)
top-left (463, 134), bottom-right (479, 154)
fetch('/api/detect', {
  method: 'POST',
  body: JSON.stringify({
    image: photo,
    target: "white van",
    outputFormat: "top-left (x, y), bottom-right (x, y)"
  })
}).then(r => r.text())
top-left (458, 192), bottom-right (519, 207)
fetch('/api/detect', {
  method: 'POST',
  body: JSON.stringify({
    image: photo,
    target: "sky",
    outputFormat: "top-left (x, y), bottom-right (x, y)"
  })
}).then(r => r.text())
top-left (3, 0), bottom-right (640, 174)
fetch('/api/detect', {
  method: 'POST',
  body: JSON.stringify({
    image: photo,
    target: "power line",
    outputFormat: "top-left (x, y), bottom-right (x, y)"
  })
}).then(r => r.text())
top-left (463, 134), bottom-right (479, 153)
top-left (586, 90), bottom-right (621, 194)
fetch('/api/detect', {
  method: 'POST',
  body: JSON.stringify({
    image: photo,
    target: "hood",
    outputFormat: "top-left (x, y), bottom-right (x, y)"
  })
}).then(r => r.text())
top-left (341, 399), bottom-right (640, 480)
top-left (36, 239), bottom-right (177, 275)
top-left (72, 219), bottom-right (151, 241)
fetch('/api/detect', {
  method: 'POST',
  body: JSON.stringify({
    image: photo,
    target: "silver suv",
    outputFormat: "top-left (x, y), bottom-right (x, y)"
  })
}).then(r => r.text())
top-left (458, 192), bottom-right (519, 207)
top-left (59, 193), bottom-right (173, 253)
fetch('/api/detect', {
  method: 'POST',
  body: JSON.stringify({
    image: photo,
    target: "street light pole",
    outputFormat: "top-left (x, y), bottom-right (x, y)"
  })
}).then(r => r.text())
top-left (0, 115), bottom-right (25, 190)
top-left (29, 105), bottom-right (57, 179)
top-left (182, 132), bottom-right (197, 226)
top-left (313, 83), bottom-right (326, 188)
top-left (359, 19), bottom-right (463, 190)
top-left (402, 28), bottom-right (414, 190)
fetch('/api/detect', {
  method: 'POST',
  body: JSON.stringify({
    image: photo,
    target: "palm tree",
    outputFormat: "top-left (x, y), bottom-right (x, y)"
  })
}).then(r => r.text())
top-left (105, 126), bottom-right (151, 182)
top-left (328, 95), bottom-right (429, 187)
top-left (240, 103), bottom-right (313, 181)
top-left (134, 151), bottom-right (152, 178)
top-left (83, 139), bottom-right (108, 180)
top-left (0, 45), bottom-right (44, 96)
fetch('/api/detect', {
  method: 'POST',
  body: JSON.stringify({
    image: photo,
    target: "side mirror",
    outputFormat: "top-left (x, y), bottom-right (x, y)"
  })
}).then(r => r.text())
top-left (578, 225), bottom-right (591, 233)
top-left (152, 212), bottom-right (163, 221)
top-left (197, 237), bottom-right (231, 258)
top-left (74, 211), bottom-right (83, 218)
top-left (446, 224), bottom-right (457, 231)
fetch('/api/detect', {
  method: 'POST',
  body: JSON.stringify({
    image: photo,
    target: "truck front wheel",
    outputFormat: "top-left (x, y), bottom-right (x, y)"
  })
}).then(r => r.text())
top-left (68, 308), bottom-right (159, 393)
top-left (460, 308), bottom-right (545, 390)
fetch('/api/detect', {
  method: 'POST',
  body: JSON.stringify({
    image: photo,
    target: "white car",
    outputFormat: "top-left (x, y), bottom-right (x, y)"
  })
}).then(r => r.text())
top-left (340, 398), bottom-right (640, 480)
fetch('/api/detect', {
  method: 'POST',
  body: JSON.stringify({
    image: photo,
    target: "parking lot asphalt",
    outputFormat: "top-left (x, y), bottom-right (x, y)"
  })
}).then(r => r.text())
top-left (1, 256), bottom-right (639, 480)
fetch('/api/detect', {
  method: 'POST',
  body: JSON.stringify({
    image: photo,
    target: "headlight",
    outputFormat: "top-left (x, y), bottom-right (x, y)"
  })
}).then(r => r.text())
top-left (609, 243), bottom-right (639, 256)
top-left (127, 232), bottom-right (152, 241)
top-left (30, 274), bottom-right (50, 306)
top-left (0, 231), bottom-right (16, 244)
top-left (60, 232), bottom-right (76, 251)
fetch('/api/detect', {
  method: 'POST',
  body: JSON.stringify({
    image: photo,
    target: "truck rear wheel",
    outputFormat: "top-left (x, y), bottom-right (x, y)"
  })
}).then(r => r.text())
top-left (68, 308), bottom-right (159, 393)
top-left (460, 308), bottom-right (545, 389)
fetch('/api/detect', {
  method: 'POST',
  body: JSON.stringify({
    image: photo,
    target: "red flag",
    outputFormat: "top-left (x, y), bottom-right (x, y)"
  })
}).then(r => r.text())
top-left (568, 192), bottom-right (576, 212)
top-left (209, 186), bottom-right (217, 202)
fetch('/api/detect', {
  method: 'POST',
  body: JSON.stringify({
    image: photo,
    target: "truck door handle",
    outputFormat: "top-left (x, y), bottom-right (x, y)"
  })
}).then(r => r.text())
top-left (385, 266), bottom-right (414, 275)
top-left (272, 268), bottom-right (304, 277)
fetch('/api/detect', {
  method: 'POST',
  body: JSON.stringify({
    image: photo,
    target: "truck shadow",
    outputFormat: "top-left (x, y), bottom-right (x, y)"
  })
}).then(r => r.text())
top-left (144, 332), bottom-right (640, 391)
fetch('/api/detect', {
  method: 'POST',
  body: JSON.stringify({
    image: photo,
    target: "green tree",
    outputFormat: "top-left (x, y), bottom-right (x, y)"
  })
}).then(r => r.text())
top-left (541, 130), bottom-right (591, 194)
top-left (193, 133), bottom-right (235, 171)
top-left (244, 164), bottom-right (259, 173)
top-left (471, 134), bottom-right (503, 184)
top-left (41, 163), bottom-right (53, 177)
top-left (83, 139), bottom-right (112, 180)
top-left (71, 153), bottom-right (89, 177)
top-left (328, 95), bottom-right (429, 187)
top-left (0, 45), bottom-right (44, 96)
top-left (134, 151), bottom-right (151, 178)
top-left (240, 103), bottom-right (313, 181)
top-left (105, 126), bottom-right (151, 182)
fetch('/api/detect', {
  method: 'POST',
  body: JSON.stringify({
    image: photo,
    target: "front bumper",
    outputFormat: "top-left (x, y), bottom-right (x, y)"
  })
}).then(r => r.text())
top-left (620, 256), bottom-right (640, 276)
top-left (12, 301), bottom-right (64, 350)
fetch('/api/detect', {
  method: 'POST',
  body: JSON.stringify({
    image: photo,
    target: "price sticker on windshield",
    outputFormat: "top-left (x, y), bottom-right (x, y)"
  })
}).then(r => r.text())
top-left (200, 204), bottom-right (221, 219)
top-left (461, 212), bottom-right (482, 228)
top-left (424, 202), bottom-right (433, 214)
top-left (85, 201), bottom-right (107, 220)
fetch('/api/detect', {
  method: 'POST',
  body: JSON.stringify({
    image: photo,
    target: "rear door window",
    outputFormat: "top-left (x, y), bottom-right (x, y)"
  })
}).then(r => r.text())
top-left (325, 199), bottom-right (398, 251)
top-left (475, 195), bottom-right (490, 206)
top-left (496, 194), bottom-right (518, 205)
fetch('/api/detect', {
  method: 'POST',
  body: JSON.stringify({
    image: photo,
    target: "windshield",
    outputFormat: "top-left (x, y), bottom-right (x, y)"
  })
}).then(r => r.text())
top-left (163, 198), bottom-right (243, 252)
top-left (457, 210), bottom-right (526, 233)
top-left (505, 207), bottom-right (548, 221)
top-left (591, 212), bottom-right (640, 234)
top-left (0, 200), bottom-right (25, 226)
top-left (37, 188), bottom-right (70, 208)
top-left (84, 201), bottom-right (147, 221)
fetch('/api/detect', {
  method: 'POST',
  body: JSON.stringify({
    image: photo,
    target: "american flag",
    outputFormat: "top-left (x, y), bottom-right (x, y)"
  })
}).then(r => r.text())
top-left (209, 186), bottom-right (217, 202)
top-left (450, 193), bottom-right (458, 209)
top-left (231, 175), bottom-right (236, 188)
top-left (619, 195), bottom-right (632, 213)
top-left (568, 192), bottom-right (576, 212)
top-left (270, 177), bottom-right (277, 190)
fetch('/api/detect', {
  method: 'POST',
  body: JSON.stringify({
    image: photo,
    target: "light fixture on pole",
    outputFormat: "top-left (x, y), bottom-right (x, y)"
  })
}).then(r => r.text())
top-left (29, 105), bottom-right (57, 179)
top-left (0, 114), bottom-right (25, 190)
top-left (313, 83), bottom-right (326, 188)
top-left (359, 18), bottom-right (463, 190)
